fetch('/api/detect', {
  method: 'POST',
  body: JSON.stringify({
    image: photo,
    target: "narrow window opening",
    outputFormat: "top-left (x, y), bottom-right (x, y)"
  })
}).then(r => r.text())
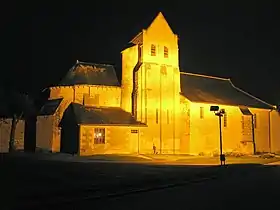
top-left (164, 46), bottom-right (168, 58)
top-left (151, 44), bottom-right (156, 56)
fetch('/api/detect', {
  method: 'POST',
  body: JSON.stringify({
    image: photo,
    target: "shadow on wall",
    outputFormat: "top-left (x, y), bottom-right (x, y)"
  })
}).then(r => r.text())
top-left (24, 91), bottom-right (49, 153)
top-left (24, 116), bottom-right (37, 152)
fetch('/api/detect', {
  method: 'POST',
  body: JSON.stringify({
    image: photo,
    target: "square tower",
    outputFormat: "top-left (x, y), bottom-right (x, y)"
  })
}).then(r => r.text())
top-left (121, 12), bottom-right (182, 154)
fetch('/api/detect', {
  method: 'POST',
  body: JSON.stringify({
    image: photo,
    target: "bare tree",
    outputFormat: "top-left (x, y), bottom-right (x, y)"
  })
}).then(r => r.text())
top-left (5, 91), bottom-right (34, 152)
top-left (53, 106), bottom-right (62, 137)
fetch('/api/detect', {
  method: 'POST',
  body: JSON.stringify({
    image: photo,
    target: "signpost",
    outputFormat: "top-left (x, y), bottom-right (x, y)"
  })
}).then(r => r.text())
top-left (210, 106), bottom-right (226, 166)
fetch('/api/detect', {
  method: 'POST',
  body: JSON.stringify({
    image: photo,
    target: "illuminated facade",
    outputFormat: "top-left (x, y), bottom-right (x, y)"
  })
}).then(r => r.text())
top-left (0, 92), bottom-right (25, 153)
top-left (36, 12), bottom-right (280, 155)
top-left (0, 119), bottom-right (24, 152)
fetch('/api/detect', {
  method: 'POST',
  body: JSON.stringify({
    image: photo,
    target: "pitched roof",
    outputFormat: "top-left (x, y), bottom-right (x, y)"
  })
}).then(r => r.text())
top-left (129, 12), bottom-right (174, 44)
top-left (180, 72), bottom-right (274, 109)
top-left (38, 98), bottom-right (63, 116)
top-left (59, 61), bottom-right (120, 87)
top-left (68, 103), bottom-right (146, 126)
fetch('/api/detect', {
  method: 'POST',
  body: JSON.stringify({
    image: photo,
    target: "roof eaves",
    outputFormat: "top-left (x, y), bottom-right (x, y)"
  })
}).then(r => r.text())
top-left (179, 97), bottom-right (261, 109)
top-left (38, 98), bottom-right (63, 115)
top-left (77, 60), bottom-right (114, 67)
top-left (187, 100), bottom-right (238, 107)
top-left (121, 43), bottom-right (137, 53)
top-left (77, 123), bottom-right (147, 127)
top-left (229, 80), bottom-right (275, 109)
top-left (130, 31), bottom-right (143, 44)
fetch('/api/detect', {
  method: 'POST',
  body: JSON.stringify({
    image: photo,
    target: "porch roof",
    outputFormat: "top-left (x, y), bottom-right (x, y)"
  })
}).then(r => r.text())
top-left (70, 103), bottom-right (146, 126)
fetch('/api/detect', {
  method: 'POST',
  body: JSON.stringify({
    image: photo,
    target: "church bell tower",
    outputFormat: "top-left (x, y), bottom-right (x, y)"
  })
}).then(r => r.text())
top-left (121, 12), bottom-right (181, 153)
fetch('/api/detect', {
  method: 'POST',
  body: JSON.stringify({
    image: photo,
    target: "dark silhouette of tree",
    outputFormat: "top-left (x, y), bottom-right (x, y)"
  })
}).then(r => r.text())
top-left (3, 91), bottom-right (35, 152)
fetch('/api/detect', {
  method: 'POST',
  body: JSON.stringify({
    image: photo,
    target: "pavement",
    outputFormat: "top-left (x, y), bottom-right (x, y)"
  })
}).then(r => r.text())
top-left (70, 164), bottom-right (280, 210)
top-left (3, 151), bottom-right (279, 164)
top-left (0, 153), bottom-right (221, 209)
top-left (265, 160), bottom-right (280, 165)
top-left (1, 152), bottom-right (280, 210)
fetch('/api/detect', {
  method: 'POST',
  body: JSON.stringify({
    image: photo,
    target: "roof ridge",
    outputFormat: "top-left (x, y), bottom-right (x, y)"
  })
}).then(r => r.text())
top-left (129, 11), bottom-right (175, 44)
top-left (180, 72), bottom-right (229, 81)
top-left (229, 80), bottom-right (276, 109)
top-left (76, 60), bottom-right (114, 67)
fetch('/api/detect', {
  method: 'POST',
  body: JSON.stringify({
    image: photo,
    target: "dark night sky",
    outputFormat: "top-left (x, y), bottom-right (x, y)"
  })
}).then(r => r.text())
top-left (2, 2), bottom-right (280, 104)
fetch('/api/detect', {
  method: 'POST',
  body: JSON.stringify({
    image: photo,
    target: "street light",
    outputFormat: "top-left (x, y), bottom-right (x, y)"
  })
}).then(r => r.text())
top-left (210, 106), bottom-right (226, 166)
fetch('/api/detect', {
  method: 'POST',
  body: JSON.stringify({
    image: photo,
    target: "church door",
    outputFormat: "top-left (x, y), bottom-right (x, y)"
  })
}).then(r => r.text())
top-left (130, 129), bottom-right (140, 154)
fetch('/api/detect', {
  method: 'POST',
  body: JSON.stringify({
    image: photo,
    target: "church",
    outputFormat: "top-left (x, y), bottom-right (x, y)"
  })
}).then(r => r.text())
top-left (36, 12), bottom-right (280, 156)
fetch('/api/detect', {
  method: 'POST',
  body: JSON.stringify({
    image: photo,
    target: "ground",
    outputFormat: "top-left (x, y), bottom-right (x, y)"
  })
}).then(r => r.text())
top-left (1, 152), bottom-right (280, 210)
top-left (87, 163), bottom-right (280, 210)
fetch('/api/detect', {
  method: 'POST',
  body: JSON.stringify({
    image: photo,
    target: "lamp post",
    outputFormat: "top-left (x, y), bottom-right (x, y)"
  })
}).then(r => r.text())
top-left (210, 106), bottom-right (226, 166)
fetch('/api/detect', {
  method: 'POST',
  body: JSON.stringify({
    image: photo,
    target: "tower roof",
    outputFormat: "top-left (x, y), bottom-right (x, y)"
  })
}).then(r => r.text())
top-left (58, 61), bottom-right (120, 87)
top-left (129, 12), bottom-right (175, 44)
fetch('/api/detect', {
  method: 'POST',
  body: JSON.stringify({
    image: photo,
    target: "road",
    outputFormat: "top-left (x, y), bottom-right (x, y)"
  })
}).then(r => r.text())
top-left (2, 153), bottom-right (280, 209)
top-left (1, 154), bottom-right (223, 210)
top-left (67, 164), bottom-right (280, 210)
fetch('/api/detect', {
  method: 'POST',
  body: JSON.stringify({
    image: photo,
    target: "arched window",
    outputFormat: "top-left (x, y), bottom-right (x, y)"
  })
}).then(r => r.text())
top-left (164, 46), bottom-right (168, 58)
top-left (151, 44), bottom-right (156, 56)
